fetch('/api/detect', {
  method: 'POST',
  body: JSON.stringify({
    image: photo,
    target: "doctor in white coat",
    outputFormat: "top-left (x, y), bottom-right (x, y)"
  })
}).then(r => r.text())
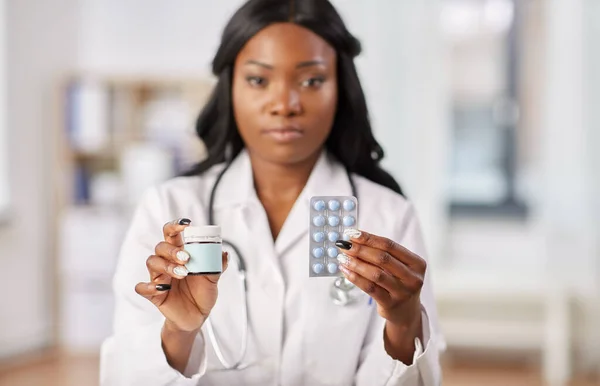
top-left (100, 0), bottom-right (445, 384)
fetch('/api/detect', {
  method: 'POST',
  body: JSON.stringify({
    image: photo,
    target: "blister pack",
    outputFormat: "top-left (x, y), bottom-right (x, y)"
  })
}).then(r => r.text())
top-left (308, 196), bottom-right (358, 277)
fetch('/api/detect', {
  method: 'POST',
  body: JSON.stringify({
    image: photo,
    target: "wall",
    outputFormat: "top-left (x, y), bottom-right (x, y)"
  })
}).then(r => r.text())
top-left (0, 0), bottom-right (8, 220)
top-left (76, 0), bottom-right (244, 75)
top-left (2, 0), bottom-right (596, 375)
top-left (0, 0), bottom-right (79, 358)
top-left (581, 0), bottom-right (600, 373)
top-left (585, 0), bottom-right (600, 284)
top-left (75, 0), bottom-right (449, 266)
top-left (538, 0), bottom-right (599, 372)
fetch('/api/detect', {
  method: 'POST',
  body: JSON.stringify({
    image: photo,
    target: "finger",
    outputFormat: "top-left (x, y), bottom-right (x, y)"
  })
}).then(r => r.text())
top-left (337, 239), bottom-right (418, 285)
top-left (343, 229), bottom-right (427, 273)
top-left (202, 251), bottom-right (229, 284)
top-left (222, 251), bottom-right (229, 273)
top-left (336, 252), bottom-right (400, 294)
top-left (162, 218), bottom-right (192, 246)
top-left (146, 254), bottom-right (189, 280)
top-left (135, 281), bottom-right (171, 299)
top-left (337, 263), bottom-right (394, 308)
top-left (155, 241), bottom-right (191, 265)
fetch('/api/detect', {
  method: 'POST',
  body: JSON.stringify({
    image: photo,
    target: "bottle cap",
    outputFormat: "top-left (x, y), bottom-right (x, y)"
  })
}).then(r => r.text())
top-left (183, 225), bottom-right (221, 239)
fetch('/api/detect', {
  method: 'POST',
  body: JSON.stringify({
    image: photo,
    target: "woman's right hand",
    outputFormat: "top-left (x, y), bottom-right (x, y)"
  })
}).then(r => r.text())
top-left (135, 218), bottom-right (228, 333)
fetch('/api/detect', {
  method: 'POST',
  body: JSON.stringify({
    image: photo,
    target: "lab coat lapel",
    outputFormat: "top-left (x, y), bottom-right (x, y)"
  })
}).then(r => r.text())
top-left (274, 151), bottom-right (353, 256)
top-left (213, 150), bottom-right (283, 284)
top-left (212, 150), bottom-right (256, 210)
top-left (217, 149), bottom-right (355, 257)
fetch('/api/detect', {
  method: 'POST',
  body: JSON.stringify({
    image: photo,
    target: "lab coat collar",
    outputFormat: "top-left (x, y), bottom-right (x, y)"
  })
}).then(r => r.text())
top-left (212, 149), bottom-right (257, 210)
top-left (215, 148), bottom-right (354, 254)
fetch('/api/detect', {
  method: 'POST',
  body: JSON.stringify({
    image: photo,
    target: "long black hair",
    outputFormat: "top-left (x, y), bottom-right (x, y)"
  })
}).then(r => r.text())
top-left (183, 0), bottom-right (404, 196)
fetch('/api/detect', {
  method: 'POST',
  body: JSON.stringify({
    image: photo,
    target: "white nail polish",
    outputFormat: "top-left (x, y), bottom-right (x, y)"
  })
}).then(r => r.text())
top-left (339, 265), bottom-right (351, 276)
top-left (176, 250), bottom-right (190, 262)
top-left (337, 253), bottom-right (350, 266)
top-left (343, 229), bottom-right (361, 239)
top-left (173, 266), bottom-right (188, 277)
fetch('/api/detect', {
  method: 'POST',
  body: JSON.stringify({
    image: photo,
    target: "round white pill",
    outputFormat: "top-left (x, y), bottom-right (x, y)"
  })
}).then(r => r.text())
top-left (312, 263), bottom-right (325, 274)
top-left (312, 247), bottom-right (324, 258)
top-left (313, 215), bottom-right (326, 227)
top-left (328, 199), bottom-right (341, 211)
top-left (327, 262), bottom-right (338, 274)
top-left (328, 231), bottom-right (340, 242)
top-left (328, 215), bottom-right (340, 227)
top-left (313, 200), bottom-right (326, 211)
top-left (343, 199), bottom-right (355, 211)
top-left (343, 215), bottom-right (355, 227)
top-left (327, 247), bottom-right (338, 258)
top-left (313, 232), bottom-right (325, 243)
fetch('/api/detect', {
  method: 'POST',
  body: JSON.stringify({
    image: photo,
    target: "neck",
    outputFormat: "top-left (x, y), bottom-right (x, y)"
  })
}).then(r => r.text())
top-left (250, 151), bottom-right (322, 202)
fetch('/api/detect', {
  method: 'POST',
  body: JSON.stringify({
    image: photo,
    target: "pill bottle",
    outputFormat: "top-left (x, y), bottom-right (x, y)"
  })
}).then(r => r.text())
top-left (183, 225), bottom-right (222, 275)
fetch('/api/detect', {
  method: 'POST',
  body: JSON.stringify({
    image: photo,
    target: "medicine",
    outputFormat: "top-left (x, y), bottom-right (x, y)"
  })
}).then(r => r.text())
top-left (183, 225), bottom-right (222, 275)
top-left (313, 231), bottom-right (325, 243)
top-left (309, 195), bottom-right (358, 277)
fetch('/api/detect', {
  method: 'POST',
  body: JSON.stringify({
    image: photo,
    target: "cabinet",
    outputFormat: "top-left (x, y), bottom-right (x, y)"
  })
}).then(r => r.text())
top-left (53, 75), bottom-right (214, 351)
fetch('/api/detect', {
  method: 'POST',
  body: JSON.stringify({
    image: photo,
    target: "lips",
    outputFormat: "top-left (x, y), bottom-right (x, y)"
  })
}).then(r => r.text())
top-left (262, 125), bottom-right (304, 143)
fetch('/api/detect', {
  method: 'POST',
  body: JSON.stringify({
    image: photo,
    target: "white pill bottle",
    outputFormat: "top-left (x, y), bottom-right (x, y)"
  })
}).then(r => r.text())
top-left (183, 225), bottom-right (222, 275)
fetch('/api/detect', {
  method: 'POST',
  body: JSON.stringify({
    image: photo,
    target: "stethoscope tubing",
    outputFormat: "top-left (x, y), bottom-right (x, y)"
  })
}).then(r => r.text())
top-left (204, 159), bottom-right (357, 370)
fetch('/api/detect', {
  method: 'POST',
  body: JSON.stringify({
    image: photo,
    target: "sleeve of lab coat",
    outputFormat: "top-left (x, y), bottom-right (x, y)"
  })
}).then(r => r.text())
top-left (99, 187), bottom-right (209, 386)
top-left (354, 203), bottom-right (445, 386)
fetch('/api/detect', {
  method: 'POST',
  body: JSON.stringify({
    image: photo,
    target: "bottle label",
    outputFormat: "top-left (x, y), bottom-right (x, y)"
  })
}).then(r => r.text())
top-left (184, 243), bottom-right (222, 274)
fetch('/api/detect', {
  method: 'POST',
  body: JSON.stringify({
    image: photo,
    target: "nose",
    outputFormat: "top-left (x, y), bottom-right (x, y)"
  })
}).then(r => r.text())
top-left (268, 83), bottom-right (302, 117)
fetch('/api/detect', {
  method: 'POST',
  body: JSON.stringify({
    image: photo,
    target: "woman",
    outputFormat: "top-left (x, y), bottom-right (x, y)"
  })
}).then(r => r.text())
top-left (101, 0), bottom-right (444, 384)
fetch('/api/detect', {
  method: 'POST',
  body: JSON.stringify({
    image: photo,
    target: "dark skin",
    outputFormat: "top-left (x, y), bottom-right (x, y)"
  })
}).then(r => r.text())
top-left (232, 22), bottom-right (338, 239)
top-left (135, 22), bottom-right (425, 374)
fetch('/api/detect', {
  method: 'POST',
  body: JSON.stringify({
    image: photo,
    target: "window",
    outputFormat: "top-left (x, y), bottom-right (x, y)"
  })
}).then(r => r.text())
top-left (441, 0), bottom-right (528, 217)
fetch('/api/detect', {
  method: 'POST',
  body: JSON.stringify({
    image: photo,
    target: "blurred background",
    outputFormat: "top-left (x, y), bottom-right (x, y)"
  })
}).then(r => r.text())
top-left (0, 0), bottom-right (598, 385)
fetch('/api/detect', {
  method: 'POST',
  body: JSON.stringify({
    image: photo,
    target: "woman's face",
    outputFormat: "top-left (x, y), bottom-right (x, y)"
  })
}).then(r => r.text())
top-left (232, 22), bottom-right (338, 166)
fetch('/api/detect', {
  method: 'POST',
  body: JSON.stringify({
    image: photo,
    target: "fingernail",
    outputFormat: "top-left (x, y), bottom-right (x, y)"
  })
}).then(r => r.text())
top-left (173, 266), bottom-right (188, 277)
top-left (335, 240), bottom-right (352, 250)
top-left (156, 284), bottom-right (171, 291)
top-left (176, 250), bottom-right (190, 262)
top-left (339, 265), bottom-right (351, 276)
top-left (178, 218), bottom-right (191, 225)
top-left (337, 253), bottom-right (350, 266)
top-left (343, 229), bottom-right (361, 239)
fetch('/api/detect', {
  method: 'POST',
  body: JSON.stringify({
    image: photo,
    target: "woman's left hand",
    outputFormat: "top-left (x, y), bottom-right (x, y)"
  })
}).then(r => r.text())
top-left (335, 229), bottom-right (426, 361)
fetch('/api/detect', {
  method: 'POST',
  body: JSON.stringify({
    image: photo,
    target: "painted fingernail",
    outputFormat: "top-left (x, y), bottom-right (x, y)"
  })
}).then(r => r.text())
top-left (339, 265), bottom-right (351, 276)
top-left (176, 250), bottom-right (190, 262)
top-left (343, 229), bottom-right (361, 239)
top-left (156, 284), bottom-right (171, 291)
top-left (173, 266), bottom-right (188, 277)
top-left (337, 253), bottom-right (350, 266)
top-left (178, 218), bottom-right (191, 225)
top-left (335, 240), bottom-right (352, 250)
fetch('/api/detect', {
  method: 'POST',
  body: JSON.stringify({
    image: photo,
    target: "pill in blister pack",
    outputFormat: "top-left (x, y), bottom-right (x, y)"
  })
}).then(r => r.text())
top-left (309, 196), bottom-right (358, 277)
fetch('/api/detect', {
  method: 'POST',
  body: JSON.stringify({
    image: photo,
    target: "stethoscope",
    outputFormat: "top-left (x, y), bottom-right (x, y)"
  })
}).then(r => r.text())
top-left (204, 160), bottom-right (361, 370)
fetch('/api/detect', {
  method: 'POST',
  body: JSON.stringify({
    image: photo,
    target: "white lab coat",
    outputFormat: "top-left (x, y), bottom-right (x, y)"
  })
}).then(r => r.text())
top-left (100, 149), bottom-right (445, 386)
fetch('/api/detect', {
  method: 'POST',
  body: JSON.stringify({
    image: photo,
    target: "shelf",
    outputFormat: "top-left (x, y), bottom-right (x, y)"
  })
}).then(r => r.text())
top-left (52, 73), bottom-right (215, 350)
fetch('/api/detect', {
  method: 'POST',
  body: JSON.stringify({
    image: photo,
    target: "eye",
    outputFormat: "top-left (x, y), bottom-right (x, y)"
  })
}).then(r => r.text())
top-left (246, 76), bottom-right (267, 87)
top-left (301, 76), bottom-right (325, 88)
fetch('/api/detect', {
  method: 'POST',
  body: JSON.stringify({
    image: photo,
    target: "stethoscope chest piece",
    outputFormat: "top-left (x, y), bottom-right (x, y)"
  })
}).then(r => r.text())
top-left (330, 277), bottom-right (364, 306)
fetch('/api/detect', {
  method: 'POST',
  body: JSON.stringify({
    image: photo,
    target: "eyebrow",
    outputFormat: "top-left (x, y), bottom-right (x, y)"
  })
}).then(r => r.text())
top-left (244, 59), bottom-right (326, 69)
